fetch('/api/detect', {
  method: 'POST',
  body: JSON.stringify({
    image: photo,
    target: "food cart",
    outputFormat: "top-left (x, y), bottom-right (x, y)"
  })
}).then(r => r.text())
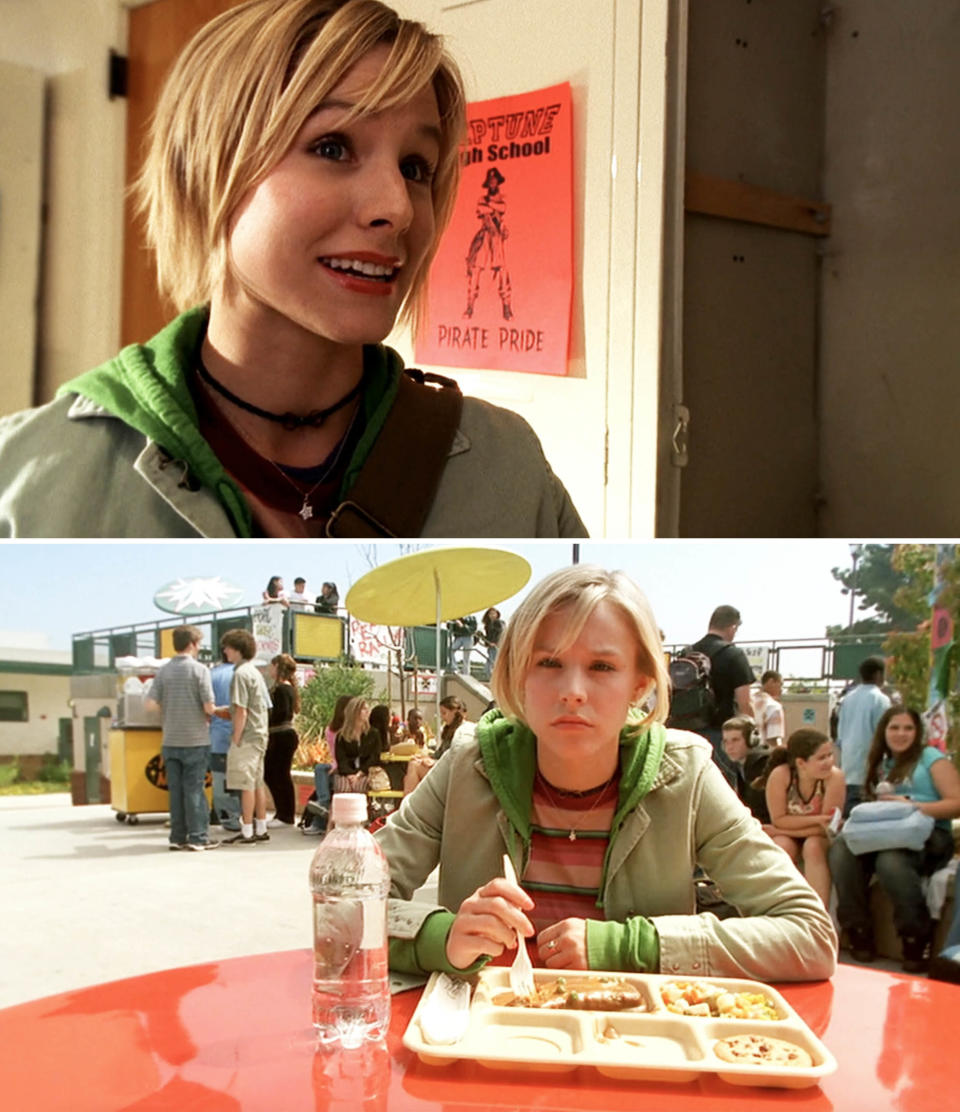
top-left (109, 664), bottom-right (212, 825)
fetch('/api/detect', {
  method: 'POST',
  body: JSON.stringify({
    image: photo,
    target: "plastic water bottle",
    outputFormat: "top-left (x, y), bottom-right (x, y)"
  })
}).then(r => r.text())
top-left (309, 793), bottom-right (391, 1048)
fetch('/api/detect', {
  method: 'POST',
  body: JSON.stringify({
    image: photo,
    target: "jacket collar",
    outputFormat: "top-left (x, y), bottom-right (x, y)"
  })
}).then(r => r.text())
top-left (475, 709), bottom-right (669, 842)
top-left (56, 306), bottom-right (405, 537)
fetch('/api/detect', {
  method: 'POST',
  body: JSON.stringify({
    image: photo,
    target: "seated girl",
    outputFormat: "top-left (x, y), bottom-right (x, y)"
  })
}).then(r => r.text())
top-left (375, 565), bottom-right (837, 981)
top-left (762, 729), bottom-right (846, 908)
top-left (829, 706), bottom-right (960, 972)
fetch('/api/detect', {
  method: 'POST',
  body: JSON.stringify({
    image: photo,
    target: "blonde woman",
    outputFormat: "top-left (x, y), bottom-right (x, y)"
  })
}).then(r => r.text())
top-left (333, 696), bottom-right (380, 793)
top-left (0, 0), bottom-right (584, 539)
top-left (376, 565), bottom-right (837, 980)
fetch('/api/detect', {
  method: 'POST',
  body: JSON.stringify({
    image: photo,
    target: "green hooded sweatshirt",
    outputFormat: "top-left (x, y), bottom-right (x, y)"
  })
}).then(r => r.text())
top-left (56, 307), bottom-right (406, 537)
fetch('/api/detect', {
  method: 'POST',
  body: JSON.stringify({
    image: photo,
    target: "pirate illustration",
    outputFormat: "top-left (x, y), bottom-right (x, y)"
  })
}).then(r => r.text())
top-left (464, 167), bottom-right (513, 320)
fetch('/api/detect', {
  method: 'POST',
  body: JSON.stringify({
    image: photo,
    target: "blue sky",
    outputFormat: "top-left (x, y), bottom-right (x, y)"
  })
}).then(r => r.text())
top-left (0, 540), bottom-right (868, 662)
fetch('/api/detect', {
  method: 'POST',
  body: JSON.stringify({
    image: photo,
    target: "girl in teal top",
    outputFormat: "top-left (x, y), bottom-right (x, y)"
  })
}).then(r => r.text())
top-left (830, 706), bottom-right (960, 972)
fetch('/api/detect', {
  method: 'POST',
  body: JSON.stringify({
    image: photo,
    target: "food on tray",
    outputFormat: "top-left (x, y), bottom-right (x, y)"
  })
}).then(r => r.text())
top-left (660, 981), bottom-right (778, 1020)
top-left (597, 1022), bottom-right (650, 1048)
top-left (495, 975), bottom-right (646, 1011)
top-left (713, 1034), bottom-right (812, 1068)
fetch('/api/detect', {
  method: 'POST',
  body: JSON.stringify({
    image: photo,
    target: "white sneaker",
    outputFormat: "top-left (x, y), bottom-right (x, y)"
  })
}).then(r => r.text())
top-left (267, 817), bottom-right (294, 829)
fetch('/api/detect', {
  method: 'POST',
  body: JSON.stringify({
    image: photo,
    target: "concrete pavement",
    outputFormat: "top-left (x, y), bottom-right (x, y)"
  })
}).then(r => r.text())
top-left (1, 793), bottom-right (368, 1008)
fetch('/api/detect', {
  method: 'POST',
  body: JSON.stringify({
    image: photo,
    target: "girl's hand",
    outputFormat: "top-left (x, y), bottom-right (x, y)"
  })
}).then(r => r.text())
top-left (536, 919), bottom-right (589, 970)
top-left (446, 878), bottom-right (534, 970)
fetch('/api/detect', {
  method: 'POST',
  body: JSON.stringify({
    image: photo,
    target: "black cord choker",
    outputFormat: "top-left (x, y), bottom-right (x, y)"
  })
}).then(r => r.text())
top-left (196, 358), bottom-right (362, 431)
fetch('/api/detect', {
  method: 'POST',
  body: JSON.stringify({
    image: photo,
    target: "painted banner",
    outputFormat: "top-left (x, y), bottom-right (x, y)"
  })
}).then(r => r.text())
top-left (924, 543), bottom-right (956, 751)
top-left (252, 605), bottom-right (284, 661)
top-left (348, 618), bottom-right (403, 667)
top-left (415, 82), bottom-right (573, 375)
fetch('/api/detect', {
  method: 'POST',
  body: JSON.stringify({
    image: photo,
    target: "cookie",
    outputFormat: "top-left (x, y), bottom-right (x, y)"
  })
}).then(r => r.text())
top-left (713, 1033), bottom-right (812, 1068)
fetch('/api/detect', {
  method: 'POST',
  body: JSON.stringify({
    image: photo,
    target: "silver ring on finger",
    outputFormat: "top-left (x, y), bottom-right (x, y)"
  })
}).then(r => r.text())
top-left (547, 939), bottom-right (558, 950)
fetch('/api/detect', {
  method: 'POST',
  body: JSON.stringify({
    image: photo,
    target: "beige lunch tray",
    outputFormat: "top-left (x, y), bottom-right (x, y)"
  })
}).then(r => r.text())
top-left (403, 968), bottom-right (838, 1089)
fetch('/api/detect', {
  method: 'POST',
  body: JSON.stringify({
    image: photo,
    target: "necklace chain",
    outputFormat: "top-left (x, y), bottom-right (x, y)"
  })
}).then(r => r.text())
top-left (264, 410), bottom-right (359, 520)
top-left (196, 358), bottom-right (362, 430)
top-left (195, 367), bottom-right (360, 521)
top-left (536, 771), bottom-right (617, 842)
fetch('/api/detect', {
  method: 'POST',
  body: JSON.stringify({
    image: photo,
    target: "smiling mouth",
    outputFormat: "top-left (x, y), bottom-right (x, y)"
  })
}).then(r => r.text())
top-left (319, 256), bottom-right (401, 282)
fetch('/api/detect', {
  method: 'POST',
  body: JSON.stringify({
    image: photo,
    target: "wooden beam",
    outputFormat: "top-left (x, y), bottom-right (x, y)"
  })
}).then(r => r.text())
top-left (685, 171), bottom-right (832, 237)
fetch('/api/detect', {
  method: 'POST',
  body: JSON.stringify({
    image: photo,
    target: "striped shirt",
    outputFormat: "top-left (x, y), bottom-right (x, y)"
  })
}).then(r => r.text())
top-left (523, 773), bottom-right (618, 931)
top-left (148, 654), bottom-right (214, 748)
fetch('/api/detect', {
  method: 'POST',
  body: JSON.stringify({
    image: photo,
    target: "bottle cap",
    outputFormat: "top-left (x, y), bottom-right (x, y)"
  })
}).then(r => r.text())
top-left (331, 793), bottom-right (367, 825)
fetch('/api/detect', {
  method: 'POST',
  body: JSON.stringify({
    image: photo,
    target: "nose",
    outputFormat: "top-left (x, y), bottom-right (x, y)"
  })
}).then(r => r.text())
top-left (359, 159), bottom-right (415, 234)
top-left (558, 669), bottom-right (587, 709)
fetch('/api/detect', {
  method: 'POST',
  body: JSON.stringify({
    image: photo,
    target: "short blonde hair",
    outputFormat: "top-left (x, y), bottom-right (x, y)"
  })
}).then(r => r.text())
top-left (491, 565), bottom-right (670, 733)
top-left (137, 0), bottom-right (465, 334)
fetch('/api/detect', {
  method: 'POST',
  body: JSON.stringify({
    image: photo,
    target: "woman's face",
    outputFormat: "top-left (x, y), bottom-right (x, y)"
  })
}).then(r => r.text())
top-left (885, 712), bottom-right (917, 754)
top-left (358, 702), bottom-right (370, 726)
top-left (269, 662), bottom-right (277, 680)
top-left (439, 704), bottom-right (454, 725)
top-left (225, 45), bottom-right (441, 348)
top-left (522, 601), bottom-right (647, 768)
top-left (408, 711), bottom-right (422, 731)
top-left (798, 740), bottom-right (835, 779)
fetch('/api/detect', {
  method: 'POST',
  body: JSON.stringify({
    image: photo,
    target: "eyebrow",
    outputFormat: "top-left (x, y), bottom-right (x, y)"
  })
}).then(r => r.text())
top-left (309, 98), bottom-right (442, 145)
top-left (532, 644), bottom-right (624, 658)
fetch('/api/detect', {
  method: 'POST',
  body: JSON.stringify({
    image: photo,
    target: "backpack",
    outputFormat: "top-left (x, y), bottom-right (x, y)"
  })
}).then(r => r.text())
top-left (666, 642), bottom-right (730, 730)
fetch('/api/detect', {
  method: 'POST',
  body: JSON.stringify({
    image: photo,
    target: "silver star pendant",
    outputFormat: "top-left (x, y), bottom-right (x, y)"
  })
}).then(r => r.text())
top-left (298, 499), bottom-right (314, 521)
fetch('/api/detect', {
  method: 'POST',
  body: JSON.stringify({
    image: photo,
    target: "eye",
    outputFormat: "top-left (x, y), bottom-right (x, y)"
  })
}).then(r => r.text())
top-left (590, 660), bottom-right (616, 672)
top-left (400, 155), bottom-right (436, 184)
top-left (311, 134), bottom-right (350, 161)
top-left (535, 656), bottom-right (561, 669)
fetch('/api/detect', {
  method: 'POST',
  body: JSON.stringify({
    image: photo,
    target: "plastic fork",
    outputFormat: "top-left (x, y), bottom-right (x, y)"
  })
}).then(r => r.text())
top-left (502, 853), bottom-right (535, 1000)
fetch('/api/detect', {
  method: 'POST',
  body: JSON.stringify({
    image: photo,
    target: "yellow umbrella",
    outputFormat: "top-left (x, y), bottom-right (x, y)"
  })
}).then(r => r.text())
top-left (345, 547), bottom-right (531, 728)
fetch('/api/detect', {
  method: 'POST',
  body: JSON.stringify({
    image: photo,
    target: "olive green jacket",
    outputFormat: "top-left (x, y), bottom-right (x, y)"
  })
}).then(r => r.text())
top-left (377, 718), bottom-right (837, 982)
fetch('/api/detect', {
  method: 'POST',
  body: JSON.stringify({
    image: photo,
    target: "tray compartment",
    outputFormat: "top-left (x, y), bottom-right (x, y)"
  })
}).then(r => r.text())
top-left (470, 1010), bottom-right (584, 1072)
top-left (653, 976), bottom-right (789, 1021)
top-left (590, 1014), bottom-right (706, 1083)
top-left (475, 967), bottom-right (657, 1014)
top-left (702, 1019), bottom-right (834, 1089)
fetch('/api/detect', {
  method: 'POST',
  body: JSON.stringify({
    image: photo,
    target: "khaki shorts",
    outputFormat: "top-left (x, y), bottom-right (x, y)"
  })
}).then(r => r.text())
top-left (226, 741), bottom-right (265, 791)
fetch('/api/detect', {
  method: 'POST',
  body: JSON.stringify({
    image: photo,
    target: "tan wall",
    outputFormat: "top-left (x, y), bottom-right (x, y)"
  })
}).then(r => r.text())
top-left (0, 672), bottom-right (71, 756)
top-left (0, 61), bottom-right (44, 414)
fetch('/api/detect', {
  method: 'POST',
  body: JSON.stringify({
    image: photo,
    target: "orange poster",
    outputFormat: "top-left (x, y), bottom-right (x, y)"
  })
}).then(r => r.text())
top-left (416, 82), bottom-right (573, 375)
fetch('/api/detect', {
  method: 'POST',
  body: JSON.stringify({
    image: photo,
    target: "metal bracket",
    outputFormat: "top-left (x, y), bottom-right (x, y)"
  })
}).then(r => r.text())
top-left (671, 404), bottom-right (690, 467)
top-left (108, 50), bottom-right (128, 100)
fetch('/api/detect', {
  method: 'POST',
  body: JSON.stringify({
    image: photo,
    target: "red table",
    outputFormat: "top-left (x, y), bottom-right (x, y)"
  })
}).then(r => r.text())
top-left (1, 951), bottom-right (956, 1111)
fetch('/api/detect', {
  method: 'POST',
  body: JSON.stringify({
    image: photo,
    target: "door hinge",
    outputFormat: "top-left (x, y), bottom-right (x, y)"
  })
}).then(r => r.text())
top-left (671, 404), bottom-right (690, 468)
top-left (108, 50), bottom-right (128, 100)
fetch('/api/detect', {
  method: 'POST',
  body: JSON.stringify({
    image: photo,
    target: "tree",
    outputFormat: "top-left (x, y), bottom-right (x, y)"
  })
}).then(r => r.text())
top-left (826, 544), bottom-right (923, 637)
top-left (882, 544), bottom-right (960, 755)
top-left (295, 660), bottom-right (375, 747)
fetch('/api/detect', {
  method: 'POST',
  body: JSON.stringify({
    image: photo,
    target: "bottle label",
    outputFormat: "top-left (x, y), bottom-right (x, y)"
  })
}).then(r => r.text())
top-left (361, 900), bottom-right (387, 950)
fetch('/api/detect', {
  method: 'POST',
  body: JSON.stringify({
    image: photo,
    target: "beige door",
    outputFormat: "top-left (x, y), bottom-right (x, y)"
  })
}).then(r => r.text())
top-left (121, 0), bottom-right (242, 346)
